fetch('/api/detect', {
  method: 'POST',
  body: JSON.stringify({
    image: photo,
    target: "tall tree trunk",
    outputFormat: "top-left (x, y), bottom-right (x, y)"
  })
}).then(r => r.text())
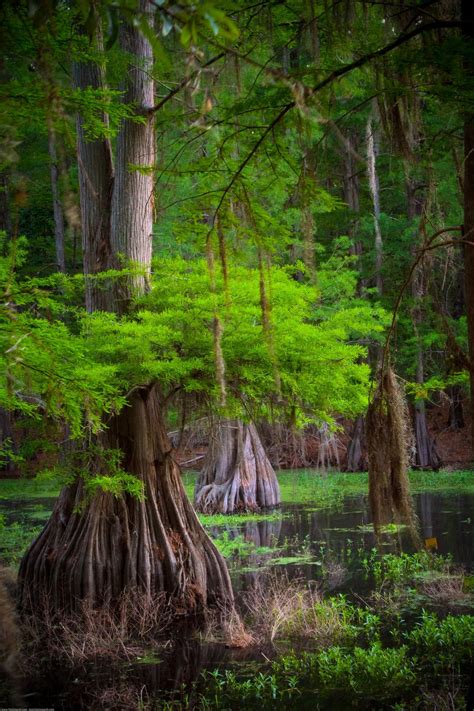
top-left (346, 415), bottom-right (366, 471)
top-left (366, 107), bottom-right (383, 296)
top-left (195, 420), bottom-right (280, 514)
top-left (110, 4), bottom-right (154, 308)
top-left (72, 48), bottom-right (113, 313)
top-left (343, 129), bottom-right (366, 472)
top-left (19, 3), bottom-right (233, 615)
top-left (47, 123), bottom-right (66, 273)
top-left (19, 389), bottom-right (231, 611)
top-left (0, 408), bottom-right (16, 475)
top-left (462, 0), bottom-right (474, 457)
top-left (447, 385), bottom-right (465, 430)
top-left (0, 172), bottom-right (12, 240)
top-left (407, 179), bottom-right (440, 469)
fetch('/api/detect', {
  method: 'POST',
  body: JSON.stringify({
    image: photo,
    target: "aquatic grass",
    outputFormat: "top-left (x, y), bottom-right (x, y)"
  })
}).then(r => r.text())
top-left (197, 610), bottom-right (474, 709)
top-left (211, 531), bottom-right (270, 558)
top-left (0, 478), bottom-right (60, 500)
top-left (198, 510), bottom-right (285, 529)
top-left (183, 468), bottom-right (474, 508)
top-left (267, 554), bottom-right (316, 566)
top-left (406, 611), bottom-right (474, 671)
top-left (0, 516), bottom-right (42, 567)
top-left (243, 573), bottom-right (356, 645)
top-left (1, 467), bottom-right (472, 508)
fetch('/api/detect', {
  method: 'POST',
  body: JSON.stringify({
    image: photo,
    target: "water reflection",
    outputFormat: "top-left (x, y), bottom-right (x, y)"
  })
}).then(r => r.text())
top-left (1, 491), bottom-right (471, 709)
top-left (26, 639), bottom-right (255, 710)
top-left (227, 493), bottom-right (474, 594)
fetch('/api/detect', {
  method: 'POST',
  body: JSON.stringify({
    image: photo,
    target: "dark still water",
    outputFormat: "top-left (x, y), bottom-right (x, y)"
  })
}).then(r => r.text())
top-left (1, 491), bottom-right (472, 710)
top-left (216, 492), bottom-right (474, 599)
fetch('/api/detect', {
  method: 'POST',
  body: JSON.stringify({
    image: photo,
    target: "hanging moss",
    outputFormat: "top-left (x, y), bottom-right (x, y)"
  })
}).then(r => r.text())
top-left (366, 367), bottom-right (418, 537)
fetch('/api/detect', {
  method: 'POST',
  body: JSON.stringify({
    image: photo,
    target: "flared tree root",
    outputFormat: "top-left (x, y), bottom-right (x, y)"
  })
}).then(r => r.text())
top-left (194, 420), bottom-right (280, 514)
top-left (18, 389), bottom-right (233, 619)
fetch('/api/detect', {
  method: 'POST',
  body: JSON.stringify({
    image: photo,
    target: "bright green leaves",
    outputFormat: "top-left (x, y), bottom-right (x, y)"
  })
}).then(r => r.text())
top-left (0, 237), bottom-right (124, 438)
top-left (139, 255), bottom-right (387, 426)
top-left (0, 232), bottom-right (387, 444)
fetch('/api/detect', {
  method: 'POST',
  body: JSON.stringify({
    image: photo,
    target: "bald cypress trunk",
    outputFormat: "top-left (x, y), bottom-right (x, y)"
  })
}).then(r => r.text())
top-left (72, 47), bottom-right (113, 313)
top-left (463, 0), bottom-right (474, 457)
top-left (47, 123), bottom-right (66, 273)
top-left (195, 420), bottom-right (280, 514)
top-left (343, 129), bottom-right (366, 472)
top-left (407, 179), bottom-right (440, 470)
top-left (20, 389), bottom-right (230, 611)
top-left (19, 2), bottom-right (233, 615)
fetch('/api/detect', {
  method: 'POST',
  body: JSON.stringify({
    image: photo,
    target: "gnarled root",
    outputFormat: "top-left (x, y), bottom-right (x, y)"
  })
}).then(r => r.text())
top-left (195, 419), bottom-right (280, 514)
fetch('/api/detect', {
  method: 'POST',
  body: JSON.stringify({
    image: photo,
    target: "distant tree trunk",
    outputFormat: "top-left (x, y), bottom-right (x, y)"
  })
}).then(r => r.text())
top-left (446, 249), bottom-right (465, 430)
top-left (343, 129), bottom-right (366, 471)
top-left (195, 420), bottom-right (280, 514)
top-left (47, 123), bottom-right (66, 273)
top-left (366, 108), bottom-right (383, 296)
top-left (19, 3), bottom-right (233, 615)
top-left (342, 130), bottom-right (360, 243)
top-left (0, 408), bottom-right (16, 475)
top-left (407, 178), bottom-right (440, 469)
top-left (463, 0), bottom-right (474, 457)
top-left (0, 173), bottom-right (12, 240)
top-left (447, 385), bottom-right (465, 430)
top-left (346, 415), bottom-right (366, 471)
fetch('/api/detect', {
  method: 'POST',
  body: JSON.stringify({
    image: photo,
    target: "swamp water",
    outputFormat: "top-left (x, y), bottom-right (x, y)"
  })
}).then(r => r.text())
top-left (0, 474), bottom-right (473, 709)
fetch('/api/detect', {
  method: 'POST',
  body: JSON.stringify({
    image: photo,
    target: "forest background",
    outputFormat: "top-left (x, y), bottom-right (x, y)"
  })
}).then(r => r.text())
top-left (2, 3), bottom-right (474, 706)
top-left (1, 0), bottom-right (472, 478)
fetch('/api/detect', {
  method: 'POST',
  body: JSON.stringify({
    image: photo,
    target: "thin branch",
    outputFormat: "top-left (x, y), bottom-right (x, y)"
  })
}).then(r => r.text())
top-left (149, 52), bottom-right (225, 114)
top-left (381, 226), bottom-right (465, 375)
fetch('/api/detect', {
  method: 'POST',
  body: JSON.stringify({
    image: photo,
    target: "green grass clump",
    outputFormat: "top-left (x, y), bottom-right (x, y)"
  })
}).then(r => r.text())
top-left (195, 610), bottom-right (474, 709)
top-left (0, 478), bottom-right (60, 500)
top-left (0, 513), bottom-right (41, 566)
top-left (183, 468), bottom-right (474, 509)
top-left (211, 531), bottom-right (273, 558)
top-left (198, 510), bottom-right (284, 528)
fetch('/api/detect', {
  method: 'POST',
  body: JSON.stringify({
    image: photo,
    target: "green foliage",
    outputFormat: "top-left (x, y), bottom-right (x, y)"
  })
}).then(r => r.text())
top-left (0, 513), bottom-right (42, 567)
top-left (0, 236), bottom-right (125, 437)
top-left (407, 611), bottom-right (474, 669)
top-left (370, 550), bottom-right (451, 589)
top-left (136, 255), bottom-right (386, 425)
top-left (211, 531), bottom-right (258, 558)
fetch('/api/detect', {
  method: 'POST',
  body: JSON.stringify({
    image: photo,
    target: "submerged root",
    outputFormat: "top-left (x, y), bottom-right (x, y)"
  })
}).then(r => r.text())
top-left (366, 367), bottom-right (418, 538)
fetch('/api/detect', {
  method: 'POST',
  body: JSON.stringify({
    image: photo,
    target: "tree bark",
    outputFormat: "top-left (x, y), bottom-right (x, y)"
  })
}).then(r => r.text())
top-left (462, 0), bottom-right (474, 457)
top-left (342, 129), bottom-right (367, 472)
top-left (19, 388), bottom-right (232, 611)
top-left (447, 385), bottom-right (465, 430)
top-left (0, 173), bottom-right (12, 241)
top-left (19, 2), bottom-right (233, 616)
top-left (407, 178), bottom-right (440, 469)
top-left (346, 415), bottom-right (366, 471)
top-left (110, 5), bottom-right (154, 309)
top-left (72, 43), bottom-right (114, 313)
top-left (195, 420), bottom-right (280, 514)
top-left (366, 107), bottom-right (383, 296)
top-left (47, 123), bottom-right (66, 273)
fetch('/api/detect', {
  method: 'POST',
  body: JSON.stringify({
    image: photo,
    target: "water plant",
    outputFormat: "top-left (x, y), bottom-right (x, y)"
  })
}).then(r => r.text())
top-left (0, 516), bottom-right (42, 567)
top-left (194, 610), bottom-right (474, 709)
